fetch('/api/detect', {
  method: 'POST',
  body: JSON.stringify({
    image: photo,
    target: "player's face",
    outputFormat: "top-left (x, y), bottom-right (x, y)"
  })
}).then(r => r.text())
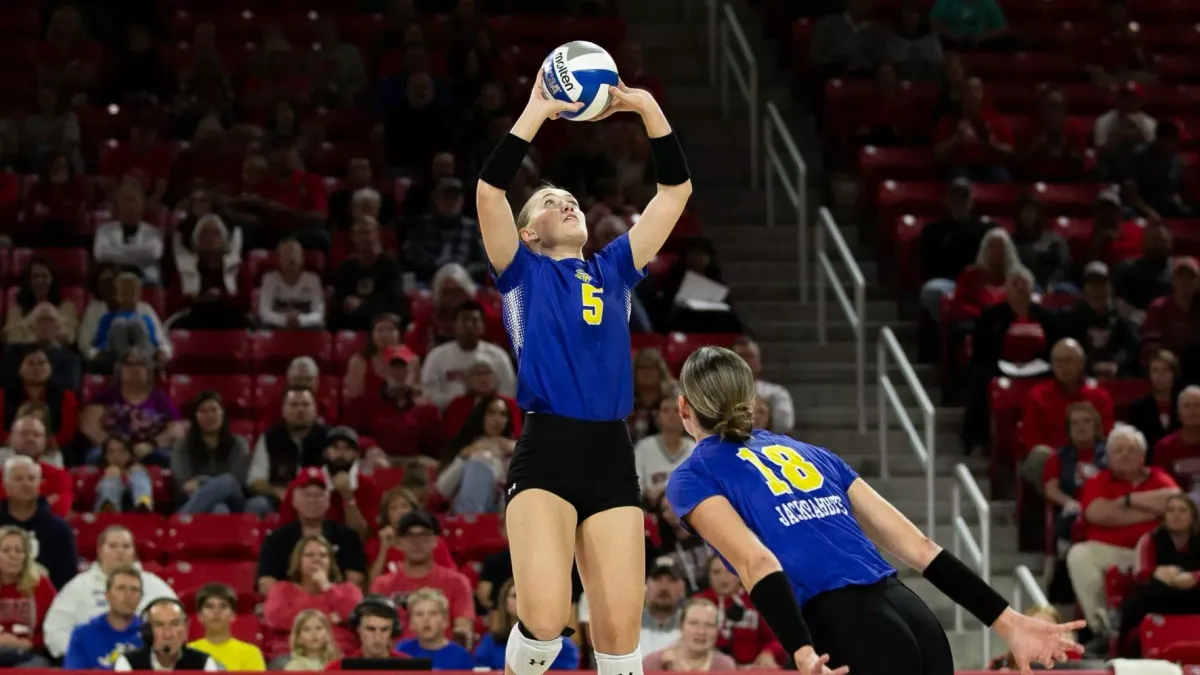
top-left (527, 189), bottom-right (586, 251)
top-left (680, 605), bottom-right (718, 651)
top-left (358, 616), bottom-right (395, 657)
top-left (200, 597), bottom-right (233, 632)
top-left (409, 599), bottom-right (446, 640)
top-left (707, 559), bottom-right (739, 596)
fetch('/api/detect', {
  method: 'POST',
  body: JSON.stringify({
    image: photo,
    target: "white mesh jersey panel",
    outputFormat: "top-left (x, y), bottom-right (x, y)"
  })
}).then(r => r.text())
top-left (501, 284), bottom-right (526, 362)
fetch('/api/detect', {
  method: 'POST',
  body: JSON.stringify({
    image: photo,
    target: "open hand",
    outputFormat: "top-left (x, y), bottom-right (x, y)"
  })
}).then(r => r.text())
top-left (590, 80), bottom-right (658, 121)
top-left (527, 71), bottom-right (583, 121)
top-left (994, 608), bottom-right (1085, 675)
top-left (795, 647), bottom-right (849, 675)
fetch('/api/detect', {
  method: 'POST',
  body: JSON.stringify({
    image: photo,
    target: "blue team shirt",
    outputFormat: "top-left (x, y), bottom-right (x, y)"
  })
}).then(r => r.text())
top-left (666, 430), bottom-right (895, 607)
top-left (63, 613), bottom-right (143, 670)
top-left (492, 233), bottom-right (646, 420)
top-left (395, 639), bottom-right (476, 669)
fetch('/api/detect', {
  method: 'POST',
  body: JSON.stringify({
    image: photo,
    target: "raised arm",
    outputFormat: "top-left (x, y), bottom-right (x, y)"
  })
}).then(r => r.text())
top-left (476, 76), bottom-right (581, 274)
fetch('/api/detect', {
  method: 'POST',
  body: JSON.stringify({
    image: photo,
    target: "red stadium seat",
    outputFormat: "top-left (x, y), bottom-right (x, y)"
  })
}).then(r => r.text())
top-left (141, 285), bottom-right (167, 318)
top-left (630, 333), bottom-right (666, 352)
top-left (663, 333), bottom-right (744, 375)
top-left (859, 147), bottom-right (937, 211)
top-left (1099, 378), bottom-right (1153, 418)
top-left (253, 330), bottom-right (333, 374)
top-left (1105, 565), bottom-right (1135, 611)
top-left (70, 513), bottom-right (166, 563)
top-left (164, 514), bottom-right (264, 560)
top-left (332, 331), bottom-right (368, 375)
top-left (444, 513), bottom-right (505, 563)
top-left (987, 376), bottom-right (1041, 494)
top-left (10, 248), bottom-right (89, 286)
top-left (1141, 614), bottom-right (1200, 663)
top-left (162, 560), bottom-right (258, 613)
top-left (147, 467), bottom-right (175, 512)
top-left (169, 330), bottom-right (254, 374)
top-left (70, 467), bottom-right (103, 513)
top-left (167, 374), bottom-right (254, 418)
top-left (369, 466), bottom-right (407, 493)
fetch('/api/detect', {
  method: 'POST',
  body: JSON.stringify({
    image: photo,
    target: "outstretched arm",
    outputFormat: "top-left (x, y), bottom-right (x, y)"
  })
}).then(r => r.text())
top-left (476, 75), bottom-right (581, 274)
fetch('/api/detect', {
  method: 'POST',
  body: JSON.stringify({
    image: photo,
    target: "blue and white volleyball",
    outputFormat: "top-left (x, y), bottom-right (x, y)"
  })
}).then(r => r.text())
top-left (540, 41), bottom-right (620, 122)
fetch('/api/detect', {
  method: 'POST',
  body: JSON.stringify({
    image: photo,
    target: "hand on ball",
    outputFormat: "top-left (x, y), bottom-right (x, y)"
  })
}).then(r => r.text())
top-left (527, 73), bottom-right (583, 121)
top-left (591, 80), bottom-right (657, 121)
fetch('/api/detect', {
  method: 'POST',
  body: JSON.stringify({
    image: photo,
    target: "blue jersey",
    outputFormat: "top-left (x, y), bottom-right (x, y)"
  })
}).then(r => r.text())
top-left (666, 430), bottom-right (895, 607)
top-left (492, 233), bottom-right (645, 420)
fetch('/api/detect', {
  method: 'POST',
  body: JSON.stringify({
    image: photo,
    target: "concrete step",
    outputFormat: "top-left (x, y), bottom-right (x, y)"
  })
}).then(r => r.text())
top-left (703, 222), bottom-right (862, 249)
top-left (724, 259), bottom-right (880, 286)
top-left (794, 405), bottom-right (962, 430)
top-left (766, 358), bottom-right (934, 386)
top-left (737, 300), bottom-right (899, 323)
top-left (757, 339), bottom-right (922, 364)
top-left (750, 318), bottom-right (915, 343)
top-left (728, 279), bottom-right (897, 302)
top-left (788, 382), bottom-right (942, 408)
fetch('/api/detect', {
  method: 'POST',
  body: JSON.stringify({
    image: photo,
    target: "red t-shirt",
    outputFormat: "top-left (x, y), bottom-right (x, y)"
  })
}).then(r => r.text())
top-left (1018, 118), bottom-right (1090, 181)
top-left (1102, 221), bottom-right (1146, 266)
top-left (1079, 467), bottom-right (1179, 548)
top-left (0, 576), bottom-right (56, 651)
top-left (0, 461), bottom-right (73, 518)
top-left (24, 179), bottom-right (88, 231)
top-left (370, 565), bottom-right (474, 631)
top-left (932, 109), bottom-right (1014, 166)
top-left (1142, 295), bottom-right (1200, 361)
top-left (1042, 445), bottom-right (1103, 494)
top-left (364, 536), bottom-right (457, 572)
top-left (442, 394), bottom-right (523, 440)
top-left (103, 143), bottom-right (178, 185)
top-left (948, 265), bottom-right (1006, 322)
top-left (342, 393), bottom-right (445, 458)
top-left (1151, 431), bottom-right (1200, 492)
top-left (258, 169), bottom-right (328, 231)
top-left (1001, 315), bottom-right (1048, 365)
top-left (0, 389), bottom-right (79, 451)
top-left (1020, 380), bottom-right (1115, 454)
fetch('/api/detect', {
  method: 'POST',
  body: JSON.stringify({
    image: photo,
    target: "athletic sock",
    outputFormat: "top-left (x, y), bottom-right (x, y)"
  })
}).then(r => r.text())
top-left (595, 646), bottom-right (643, 675)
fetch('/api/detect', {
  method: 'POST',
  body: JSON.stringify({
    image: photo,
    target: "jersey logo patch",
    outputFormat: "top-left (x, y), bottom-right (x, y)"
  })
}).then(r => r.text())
top-left (574, 269), bottom-right (593, 284)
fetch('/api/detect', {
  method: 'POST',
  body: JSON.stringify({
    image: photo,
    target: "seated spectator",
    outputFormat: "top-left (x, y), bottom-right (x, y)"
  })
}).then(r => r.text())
top-left (403, 152), bottom-right (457, 226)
top-left (1141, 256), bottom-right (1200, 366)
top-left (88, 274), bottom-right (170, 364)
top-left (1129, 120), bottom-right (1191, 218)
top-left (1117, 494), bottom-right (1200, 656)
top-left (257, 469), bottom-right (367, 593)
top-left (252, 135), bottom-right (328, 251)
top-left (420, 301), bottom-right (515, 410)
top-left (21, 87), bottom-right (83, 175)
top-left (167, 118), bottom-right (240, 204)
top-left (961, 268), bottom-right (1058, 453)
top-left (332, 217), bottom-right (405, 332)
top-left (930, 51), bottom-right (967, 122)
top-left (0, 457), bottom-right (76, 590)
top-left (370, 512), bottom-right (473, 641)
top-left (258, 239), bottom-right (325, 330)
top-left (3, 258), bottom-right (79, 345)
top-left (1095, 82), bottom-right (1156, 176)
top-left (1060, 262), bottom-right (1139, 377)
top-left (635, 396), bottom-right (695, 504)
top-left (282, 610), bottom-right (341, 670)
top-left (4, 304), bottom-right (82, 393)
top-left (2, 347), bottom-right (78, 455)
top-left (808, 0), bottom-right (889, 79)
top-left (104, 104), bottom-right (174, 205)
top-left (652, 238), bottom-right (741, 335)
top-left (948, 227), bottom-right (1020, 323)
top-left (1088, 0), bottom-right (1153, 88)
top-left (1011, 195), bottom-right (1071, 292)
top-left (61, 566), bottom-right (143, 670)
top-left (1043, 402), bottom-right (1108, 553)
top-left (404, 263), bottom-right (503, 359)
top-left (259, 358), bottom-right (336, 428)
top-left (636, 558), bottom-right (688, 654)
top-left (114, 598), bottom-right (221, 671)
top-left (1114, 224), bottom-right (1171, 328)
top-left (366, 487), bottom-right (457, 586)
top-left (405, 178), bottom-right (485, 285)
top-left (95, 436), bottom-right (157, 512)
top-left (344, 313), bottom-right (405, 400)
top-left (397, 589), bottom-right (475, 668)
top-left (1152, 386), bottom-right (1200, 501)
top-left (884, 0), bottom-right (943, 82)
top-left (436, 395), bottom-right (516, 515)
top-left (475, 578), bottom-right (579, 670)
top-left (932, 76), bottom-right (1013, 183)
top-left (279, 427), bottom-right (378, 537)
top-left (852, 63), bottom-right (919, 149)
top-left (1015, 88), bottom-right (1088, 183)
top-left (692, 556), bottom-right (782, 667)
top-left (169, 214), bottom-right (249, 331)
top-left (1128, 350), bottom-right (1181, 454)
top-left (628, 348), bottom-right (676, 442)
top-left (308, 20), bottom-right (366, 107)
top-left (442, 361), bottom-right (522, 441)
top-left (642, 598), bottom-right (737, 672)
top-left (171, 391), bottom-right (252, 514)
top-left (326, 596), bottom-right (410, 667)
top-left (1019, 339), bottom-right (1115, 483)
top-left (930, 0), bottom-right (1008, 50)
top-left (918, 179), bottom-right (990, 322)
top-left (262, 535), bottom-right (363, 662)
top-left (20, 152), bottom-right (89, 247)
top-left (0, 417), bottom-right (71, 517)
top-left (78, 264), bottom-right (171, 364)
top-left (248, 387), bottom-right (329, 516)
top-left (80, 349), bottom-right (183, 465)
top-left (1067, 425), bottom-right (1179, 640)
top-left (43, 524), bottom-right (175, 660)
top-left (652, 500), bottom-right (711, 596)
top-left (0, 526), bottom-right (56, 667)
top-left (344, 346), bottom-right (443, 461)
top-left (93, 181), bottom-right (164, 286)
top-left (752, 396), bottom-right (772, 431)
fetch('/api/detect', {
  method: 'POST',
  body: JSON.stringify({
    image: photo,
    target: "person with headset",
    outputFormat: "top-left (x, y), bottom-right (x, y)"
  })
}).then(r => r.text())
top-left (113, 598), bottom-right (220, 671)
top-left (326, 596), bottom-right (411, 670)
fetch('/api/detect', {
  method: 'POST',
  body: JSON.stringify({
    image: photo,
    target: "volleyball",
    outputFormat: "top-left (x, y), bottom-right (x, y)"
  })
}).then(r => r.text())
top-left (540, 40), bottom-right (620, 122)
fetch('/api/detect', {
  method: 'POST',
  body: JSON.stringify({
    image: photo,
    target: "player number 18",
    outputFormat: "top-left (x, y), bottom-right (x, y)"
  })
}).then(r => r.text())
top-left (736, 445), bottom-right (825, 496)
top-left (582, 283), bottom-right (604, 325)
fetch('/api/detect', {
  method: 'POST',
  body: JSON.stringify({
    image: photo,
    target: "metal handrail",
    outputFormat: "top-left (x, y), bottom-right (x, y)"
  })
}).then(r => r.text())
top-left (877, 327), bottom-right (936, 537)
top-left (952, 463), bottom-right (992, 667)
top-left (763, 102), bottom-right (809, 303)
top-left (816, 207), bottom-right (865, 432)
top-left (719, 4), bottom-right (759, 188)
top-left (1012, 564), bottom-right (1050, 612)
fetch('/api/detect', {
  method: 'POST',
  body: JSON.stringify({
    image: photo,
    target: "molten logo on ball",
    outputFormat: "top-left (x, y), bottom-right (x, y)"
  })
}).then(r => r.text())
top-left (553, 51), bottom-right (575, 92)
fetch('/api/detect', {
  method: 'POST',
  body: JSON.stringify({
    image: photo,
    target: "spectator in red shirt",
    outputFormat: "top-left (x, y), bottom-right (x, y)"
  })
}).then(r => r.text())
top-left (262, 533), bottom-right (364, 661)
top-left (1152, 386), bottom-right (1200, 498)
top-left (947, 227), bottom-right (1019, 322)
top-left (0, 417), bottom-right (71, 518)
top-left (21, 153), bottom-right (89, 247)
top-left (344, 313), bottom-right (406, 401)
top-left (252, 135), bottom-right (328, 250)
top-left (1117, 494), bottom-right (1200, 656)
top-left (366, 487), bottom-right (457, 586)
top-left (370, 511), bottom-right (474, 641)
top-left (932, 75), bottom-right (1013, 183)
top-left (0, 525), bottom-right (56, 666)
top-left (1042, 402), bottom-right (1108, 554)
top-left (1015, 87), bottom-right (1089, 183)
top-left (1067, 424), bottom-right (1180, 639)
top-left (443, 361), bottom-right (522, 441)
top-left (853, 62), bottom-right (917, 149)
top-left (326, 596), bottom-right (411, 669)
top-left (344, 346), bottom-right (444, 462)
top-left (280, 427), bottom-right (379, 539)
top-left (691, 556), bottom-right (782, 667)
top-left (1142, 256), bottom-right (1200, 365)
top-left (1018, 339), bottom-right (1115, 485)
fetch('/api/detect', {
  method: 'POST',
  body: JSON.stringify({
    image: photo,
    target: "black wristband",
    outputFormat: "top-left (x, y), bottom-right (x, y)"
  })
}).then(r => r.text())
top-left (748, 571), bottom-right (813, 655)
top-left (922, 550), bottom-right (1009, 627)
top-left (649, 132), bottom-right (690, 186)
top-left (479, 133), bottom-right (531, 190)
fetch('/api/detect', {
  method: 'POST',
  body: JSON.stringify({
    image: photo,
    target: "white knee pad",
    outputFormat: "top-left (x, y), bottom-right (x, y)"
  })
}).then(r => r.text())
top-left (505, 623), bottom-right (562, 675)
top-left (595, 647), bottom-right (643, 675)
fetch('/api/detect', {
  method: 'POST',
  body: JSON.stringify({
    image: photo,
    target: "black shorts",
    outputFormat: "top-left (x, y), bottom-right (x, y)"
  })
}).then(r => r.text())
top-left (803, 576), bottom-right (954, 675)
top-left (504, 412), bottom-right (641, 522)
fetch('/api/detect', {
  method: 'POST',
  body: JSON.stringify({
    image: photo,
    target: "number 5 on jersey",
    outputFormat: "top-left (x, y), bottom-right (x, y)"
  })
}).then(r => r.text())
top-left (582, 283), bottom-right (604, 325)
top-left (737, 445), bottom-right (825, 495)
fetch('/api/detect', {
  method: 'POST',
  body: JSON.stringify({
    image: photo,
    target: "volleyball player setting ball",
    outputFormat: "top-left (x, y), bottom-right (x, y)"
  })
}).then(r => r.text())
top-left (475, 42), bottom-right (702, 675)
top-left (667, 346), bottom-right (1087, 675)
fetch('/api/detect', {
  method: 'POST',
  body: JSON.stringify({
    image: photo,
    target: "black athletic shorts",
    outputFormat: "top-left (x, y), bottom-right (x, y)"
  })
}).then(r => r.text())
top-left (803, 576), bottom-right (954, 675)
top-left (504, 412), bottom-right (641, 522)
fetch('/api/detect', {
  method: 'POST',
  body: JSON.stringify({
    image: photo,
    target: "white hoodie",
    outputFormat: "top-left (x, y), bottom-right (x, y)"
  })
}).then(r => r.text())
top-left (42, 562), bottom-right (178, 658)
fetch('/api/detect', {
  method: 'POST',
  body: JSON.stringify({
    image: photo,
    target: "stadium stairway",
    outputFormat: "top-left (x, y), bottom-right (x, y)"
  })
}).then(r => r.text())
top-left (627, 1), bottom-right (1043, 666)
